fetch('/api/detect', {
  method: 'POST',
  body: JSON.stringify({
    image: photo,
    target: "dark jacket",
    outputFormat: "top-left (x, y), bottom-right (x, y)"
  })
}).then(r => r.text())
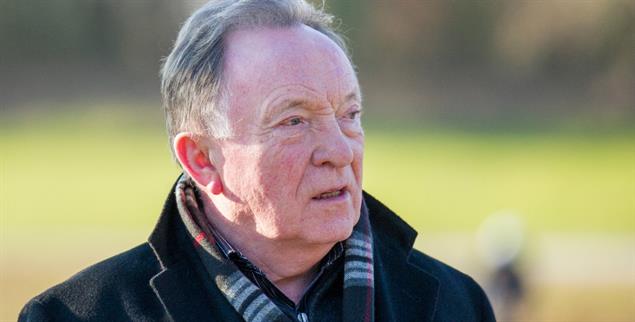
top-left (19, 187), bottom-right (495, 322)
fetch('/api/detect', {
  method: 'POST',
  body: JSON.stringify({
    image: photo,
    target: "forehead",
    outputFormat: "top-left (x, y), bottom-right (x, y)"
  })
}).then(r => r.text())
top-left (222, 25), bottom-right (359, 120)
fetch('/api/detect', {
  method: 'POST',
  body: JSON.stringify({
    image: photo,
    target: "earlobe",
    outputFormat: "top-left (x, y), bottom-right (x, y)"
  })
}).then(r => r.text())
top-left (173, 133), bottom-right (223, 194)
top-left (206, 177), bottom-right (224, 195)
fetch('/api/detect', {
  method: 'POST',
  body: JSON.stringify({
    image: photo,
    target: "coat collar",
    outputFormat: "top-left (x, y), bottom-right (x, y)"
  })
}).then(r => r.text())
top-left (147, 177), bottom-right (438, 321)
top-left (148, 177), bottom-right (180, 269)
top-left (147, 177), bottom-right (244, 321)
top-left (364, 192), bottom-right (440, 321)
top-left (363, 191), bottom-right (418, 255)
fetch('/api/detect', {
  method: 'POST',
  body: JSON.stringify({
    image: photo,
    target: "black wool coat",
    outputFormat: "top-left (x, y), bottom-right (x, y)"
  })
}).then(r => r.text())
top-left (19, 186), bottom-right (495, 322)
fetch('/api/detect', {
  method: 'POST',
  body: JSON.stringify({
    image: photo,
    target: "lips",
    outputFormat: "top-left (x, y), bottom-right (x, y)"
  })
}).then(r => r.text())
top-left (312, 186), bottom-right (347, 200)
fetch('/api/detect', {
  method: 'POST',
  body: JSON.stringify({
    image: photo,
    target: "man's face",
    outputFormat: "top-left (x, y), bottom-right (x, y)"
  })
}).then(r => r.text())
top-left (213, 25), bottom-right (364, 246)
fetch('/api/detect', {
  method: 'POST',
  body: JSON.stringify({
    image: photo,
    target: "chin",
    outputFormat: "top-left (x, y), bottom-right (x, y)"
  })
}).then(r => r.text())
top-left (304, 211), bottom-right (359, 245)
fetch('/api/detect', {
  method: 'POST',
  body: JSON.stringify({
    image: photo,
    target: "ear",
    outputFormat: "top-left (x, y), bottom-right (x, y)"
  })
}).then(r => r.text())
top-left (173, 132), bottom-right (223, 195)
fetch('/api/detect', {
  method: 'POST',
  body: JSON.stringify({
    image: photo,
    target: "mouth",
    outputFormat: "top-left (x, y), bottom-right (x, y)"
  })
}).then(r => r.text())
top-left (312, 187), bottom-right (347, 200)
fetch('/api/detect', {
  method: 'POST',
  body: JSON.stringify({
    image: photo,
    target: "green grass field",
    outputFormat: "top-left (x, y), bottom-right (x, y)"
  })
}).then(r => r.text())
top-left (1, 109), bottom-right (634, 320)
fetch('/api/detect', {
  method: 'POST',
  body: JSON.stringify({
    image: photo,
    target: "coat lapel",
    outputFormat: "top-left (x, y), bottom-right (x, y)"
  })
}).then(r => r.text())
top-left (147, 178), bottom-right (243, 322)
top-left (150, 261), bottom-right (213, 322)
top-left (364, 192), bottom-right (440, 322)
top-left (373, 241), bottom-right (440, 322)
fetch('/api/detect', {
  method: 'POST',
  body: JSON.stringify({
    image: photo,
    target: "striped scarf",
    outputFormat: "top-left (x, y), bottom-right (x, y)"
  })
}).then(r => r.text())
top-left (174, 175), bottom-right (375, 322)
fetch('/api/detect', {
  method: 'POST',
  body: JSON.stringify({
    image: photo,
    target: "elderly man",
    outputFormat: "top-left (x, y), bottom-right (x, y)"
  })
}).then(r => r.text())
top-left (20, 1), bottom-right (494, 321)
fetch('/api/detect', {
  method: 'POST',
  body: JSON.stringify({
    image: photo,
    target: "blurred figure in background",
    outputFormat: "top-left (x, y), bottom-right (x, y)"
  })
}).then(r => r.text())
top-left (478, 211), bottom-right (527, 321)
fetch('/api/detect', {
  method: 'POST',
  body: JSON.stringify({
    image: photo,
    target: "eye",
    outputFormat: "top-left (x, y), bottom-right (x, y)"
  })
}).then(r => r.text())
top-left (281, 116), bottom-right (305, 126)
top-left (346, 110), bottom-right (362, 120)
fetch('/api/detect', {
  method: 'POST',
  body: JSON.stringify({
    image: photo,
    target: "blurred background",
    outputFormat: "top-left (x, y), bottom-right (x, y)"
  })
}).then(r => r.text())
top-left (1, 0), bottom-right (633, 320)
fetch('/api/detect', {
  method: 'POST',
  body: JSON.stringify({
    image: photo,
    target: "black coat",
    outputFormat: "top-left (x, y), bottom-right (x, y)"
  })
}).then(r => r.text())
top-left (19, 187), bottom-right (495, 322)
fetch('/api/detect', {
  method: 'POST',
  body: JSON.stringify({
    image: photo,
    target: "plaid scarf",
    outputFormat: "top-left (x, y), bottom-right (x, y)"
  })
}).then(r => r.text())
top-left (174, 175), bottom-right (375, 322)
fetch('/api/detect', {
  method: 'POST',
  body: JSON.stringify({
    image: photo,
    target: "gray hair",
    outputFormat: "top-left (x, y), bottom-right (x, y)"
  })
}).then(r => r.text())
top-left (160, 0), bottom-right (350, 152)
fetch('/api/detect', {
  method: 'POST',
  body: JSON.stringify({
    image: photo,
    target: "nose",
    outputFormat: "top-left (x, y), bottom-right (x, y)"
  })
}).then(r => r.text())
top-left (311, 121), bottom-right (355, 168)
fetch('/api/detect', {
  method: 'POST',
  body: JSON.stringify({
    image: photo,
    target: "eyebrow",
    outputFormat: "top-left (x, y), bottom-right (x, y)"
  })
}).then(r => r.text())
top-left (262, 91), bottom-right (362, 123)
top-left (268, 97), bottom-right (307, 114)
top-left (344, 92), bottom-right (361, 104)
top-left (336, 91), bottom-right (363, 112)
top-left (261, 98), bottom-right (306, 124)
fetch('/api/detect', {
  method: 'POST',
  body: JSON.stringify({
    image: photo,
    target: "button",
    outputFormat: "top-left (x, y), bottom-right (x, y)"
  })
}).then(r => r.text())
top-left (297, 312), bottom-right (308, 322)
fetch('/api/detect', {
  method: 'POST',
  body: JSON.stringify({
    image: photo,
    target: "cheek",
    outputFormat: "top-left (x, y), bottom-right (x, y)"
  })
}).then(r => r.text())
top-left (221, 148), bottom-right (259, 199)
top-left (254, 144), bottom-right (310, 203)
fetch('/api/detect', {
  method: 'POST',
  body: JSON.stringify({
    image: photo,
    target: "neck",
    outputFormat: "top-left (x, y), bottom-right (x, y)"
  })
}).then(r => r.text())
top-left (202, 196), bottom-right (334, 304)
top-left (239, 236), bottom-right (332, 304)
